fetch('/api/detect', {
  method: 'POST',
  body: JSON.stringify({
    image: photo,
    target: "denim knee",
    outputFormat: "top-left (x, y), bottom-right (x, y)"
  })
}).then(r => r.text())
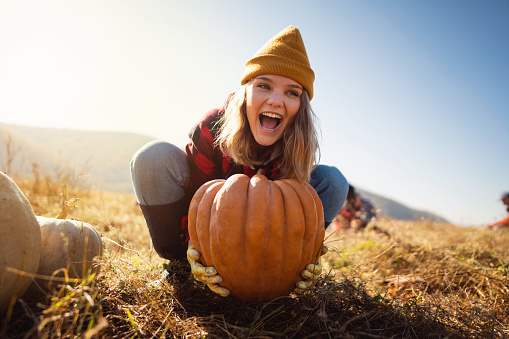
top-left (130, 140), bottom-right (190, 205)
top-left (310, 165), bottom-right (349, 224)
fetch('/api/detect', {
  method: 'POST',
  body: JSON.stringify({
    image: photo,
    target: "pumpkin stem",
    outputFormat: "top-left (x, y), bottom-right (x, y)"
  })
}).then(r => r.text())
top-left (256, 169), bottom-right (265, 175)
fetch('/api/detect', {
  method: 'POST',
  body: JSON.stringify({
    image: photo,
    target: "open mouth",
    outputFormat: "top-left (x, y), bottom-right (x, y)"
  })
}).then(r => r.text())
top-left (259, 112), bottom-right (282, 131)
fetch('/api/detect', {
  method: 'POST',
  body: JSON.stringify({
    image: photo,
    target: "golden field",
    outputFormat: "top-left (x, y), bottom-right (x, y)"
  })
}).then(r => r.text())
top-left (1, 172), bottom-right (509, 338)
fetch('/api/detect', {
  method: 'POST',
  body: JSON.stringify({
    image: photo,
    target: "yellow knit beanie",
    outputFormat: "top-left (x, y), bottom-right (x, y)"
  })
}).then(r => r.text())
top-left (240, 26), bottom-right (315, 100)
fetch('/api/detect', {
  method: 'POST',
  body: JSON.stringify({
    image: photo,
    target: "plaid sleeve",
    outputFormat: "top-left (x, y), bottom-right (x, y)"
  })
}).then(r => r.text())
top-left (185, 108), bottom-right (223, 193)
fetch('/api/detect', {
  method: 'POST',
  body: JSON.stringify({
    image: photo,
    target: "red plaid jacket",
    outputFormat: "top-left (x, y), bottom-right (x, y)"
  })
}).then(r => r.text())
top-left (184, 107), bottom-right (283, 197)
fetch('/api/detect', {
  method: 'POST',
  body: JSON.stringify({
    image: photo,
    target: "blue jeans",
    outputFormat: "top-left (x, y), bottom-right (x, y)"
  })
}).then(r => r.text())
top-left (309, 164), bottom-right (349, 227)
top-left (131, 140), bottom-right (348, 229)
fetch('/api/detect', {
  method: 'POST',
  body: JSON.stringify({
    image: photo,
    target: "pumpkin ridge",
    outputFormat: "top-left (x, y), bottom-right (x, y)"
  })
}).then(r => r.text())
top-left (277, 181), bottom-right (292, 290)
top-left (266, 180), bottom-right (286, 297)
top-left (242, 178), bottom-right (249, 267)
top-left (275, 180), bottom-right (289, 295)
top-left (209, 194), bottom-right (220, 274)
top-left (240, 175), bottom-right (264, 299)
top-left (211, 186), bottom-right (230, 284)
top-left (289, 181), bottom-right (309, 274)
top-left (215, 174), bottom-right (250, 292)
top-left (289, 181), bottom-right (306, 272)
top-left (246, 174), bottom-right (272, 300)
top-left (188, 179), bottom-right (222, 260)
top-left (287, 180), bottom-right (319, 270)
top-left (257, 180), bottom-right (272, 298)
top-left (197, 181), bottom-right (224, 266)
top-left (204, 182), bottom-right (225, 267)
top-left (274, 180), bottom-right (305, 289)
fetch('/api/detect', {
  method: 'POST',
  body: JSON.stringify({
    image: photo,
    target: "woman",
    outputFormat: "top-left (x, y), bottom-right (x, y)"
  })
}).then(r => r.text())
top-left (131, 26), bottom-right (348, 297)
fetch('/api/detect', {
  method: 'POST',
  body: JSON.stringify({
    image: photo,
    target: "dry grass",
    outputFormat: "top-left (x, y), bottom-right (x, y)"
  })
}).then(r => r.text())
top-left (2, 173), bottom-right (509, 338)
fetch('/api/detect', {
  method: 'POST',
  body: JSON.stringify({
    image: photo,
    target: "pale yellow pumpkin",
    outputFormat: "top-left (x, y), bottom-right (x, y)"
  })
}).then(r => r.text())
top-left (0, 172), bottom-right (41, 314)
top-left (29, 217), bottom-right (103, 293)
top-left (188, 173), bottom-right (325, 302)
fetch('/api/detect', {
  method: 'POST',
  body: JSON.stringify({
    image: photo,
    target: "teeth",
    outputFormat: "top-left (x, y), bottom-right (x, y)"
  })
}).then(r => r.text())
top-left (261, 112), bottom-right (282, 119)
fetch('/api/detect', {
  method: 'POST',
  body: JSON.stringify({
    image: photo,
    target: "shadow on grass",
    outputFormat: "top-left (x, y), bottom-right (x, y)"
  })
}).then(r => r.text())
top-left (1, 271), bottom-right (503, 339)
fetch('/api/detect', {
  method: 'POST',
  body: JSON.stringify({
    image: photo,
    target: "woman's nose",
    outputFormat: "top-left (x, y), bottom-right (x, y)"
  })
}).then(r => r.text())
top-left (267, 92), bottom-right (283, 107)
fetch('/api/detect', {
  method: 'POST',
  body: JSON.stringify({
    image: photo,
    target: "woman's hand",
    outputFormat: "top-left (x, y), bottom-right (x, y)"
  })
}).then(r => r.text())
top-left (294, 245), bottom-right (328, 294)
top-left (187, 244), bottom-right (230, 297)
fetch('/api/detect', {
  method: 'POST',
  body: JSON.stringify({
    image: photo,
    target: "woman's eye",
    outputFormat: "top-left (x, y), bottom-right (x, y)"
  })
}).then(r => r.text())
top-left (288, 90), bottom-right (299, 97)
top-left (257, 83), bottom-right (270, 90)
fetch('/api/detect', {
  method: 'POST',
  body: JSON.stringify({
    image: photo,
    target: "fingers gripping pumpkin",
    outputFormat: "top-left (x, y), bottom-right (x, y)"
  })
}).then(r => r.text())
top-left (187, 173), bottom-right (325, 302)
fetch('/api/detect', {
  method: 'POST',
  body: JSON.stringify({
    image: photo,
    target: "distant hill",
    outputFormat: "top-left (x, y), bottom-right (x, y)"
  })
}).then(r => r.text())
top-left (356, 188), bottom-right (448, 223)
top-left (0, 122), bottom-right (447, 222)
top-left (0, 123), bottom-right (155, 192)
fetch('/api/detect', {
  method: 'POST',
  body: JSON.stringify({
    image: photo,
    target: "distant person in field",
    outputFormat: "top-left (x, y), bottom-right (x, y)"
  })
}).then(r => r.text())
top-left (488, 192), bottom-right (509, 230)
top-left (334, 185), bottom-right (377, 230)
top-left (333, 184), bottom-right (359, 230)
top-left (130, 26), bottom-right (348, 297)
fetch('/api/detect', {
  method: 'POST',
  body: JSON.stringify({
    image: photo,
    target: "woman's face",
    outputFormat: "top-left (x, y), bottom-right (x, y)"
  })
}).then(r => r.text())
top-left (245, 74), bottom-right (302, 147)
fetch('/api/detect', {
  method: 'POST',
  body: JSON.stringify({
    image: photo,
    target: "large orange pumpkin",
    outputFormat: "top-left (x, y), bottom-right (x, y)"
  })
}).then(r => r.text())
top-left (188, 173), bottom-right (325, 302)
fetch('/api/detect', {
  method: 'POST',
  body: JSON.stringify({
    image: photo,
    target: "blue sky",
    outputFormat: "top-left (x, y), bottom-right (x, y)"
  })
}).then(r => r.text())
top-left (0, 0), bottom-right (508, 226)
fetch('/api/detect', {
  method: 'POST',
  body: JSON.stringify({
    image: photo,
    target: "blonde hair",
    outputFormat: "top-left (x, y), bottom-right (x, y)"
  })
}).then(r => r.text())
top-left (215, 84), bottom-right (320, 183)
